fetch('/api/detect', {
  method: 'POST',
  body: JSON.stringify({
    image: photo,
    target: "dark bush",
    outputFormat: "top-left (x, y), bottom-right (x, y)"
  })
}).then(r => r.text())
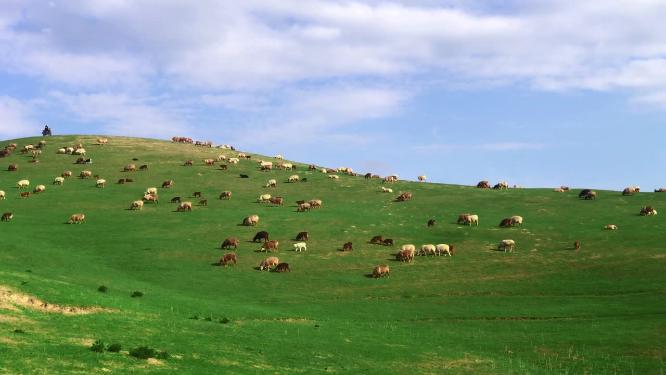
top-left (130, 291), bottom-right (143, 298)
top-left (107, 343), bottom-right (122, 353)
top-left (155, 351), bottom-right (170, 360)
top-left (90, 340), bottom-right (105, 353)
top-left (219, 317), bottom-right (230, 324)
top-left (98, 285), bottom-right (108, 293)
top-left (13, 329), bottom-right (25, 334)
top-left (129, 346), bottom-right (155, 359)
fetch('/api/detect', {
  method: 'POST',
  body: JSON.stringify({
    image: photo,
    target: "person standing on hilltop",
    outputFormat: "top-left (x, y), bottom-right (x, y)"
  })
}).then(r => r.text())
top-left (42, 125), bottom-right (52, 136)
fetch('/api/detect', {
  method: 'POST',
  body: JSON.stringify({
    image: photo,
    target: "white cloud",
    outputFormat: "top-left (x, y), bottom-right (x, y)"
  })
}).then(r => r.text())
top-left (0, 96), bottom-right (36, 139)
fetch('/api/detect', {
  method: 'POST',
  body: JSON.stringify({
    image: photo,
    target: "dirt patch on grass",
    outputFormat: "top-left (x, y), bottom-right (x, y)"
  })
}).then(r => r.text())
top-left (0, 285), bottom-right (113, 315)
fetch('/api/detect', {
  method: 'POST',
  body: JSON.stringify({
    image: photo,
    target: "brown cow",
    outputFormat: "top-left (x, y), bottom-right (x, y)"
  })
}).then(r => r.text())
top-left (342, 242), bottom-right (353, 252)
top-left (2, 212), bottom-right (13, 221)
top-left (221, 238), bottom-right (239, 249)
top-left (261, 240), bottom-right (279, 253)
top-left (219, 191), bottom-right (232, 200)
top-left (373, 265), bottom-right (390, 278)
top-left (370, 235), bottom-right (384, 244)
top-left (274, 263), bottom-right (290, 272)
top-left (220, 253), bottom-right (237, 266)
top-left (296, 232), bottom-right (309, 241)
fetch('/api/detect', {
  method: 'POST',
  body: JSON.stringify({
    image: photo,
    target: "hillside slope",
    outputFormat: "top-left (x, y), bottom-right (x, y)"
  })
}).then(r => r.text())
top-left (0, 135), bottom-right (664, 374)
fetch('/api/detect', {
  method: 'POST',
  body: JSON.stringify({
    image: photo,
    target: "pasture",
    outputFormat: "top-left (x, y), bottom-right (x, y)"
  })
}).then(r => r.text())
top-left (0, 135), bottom-right (664, 374)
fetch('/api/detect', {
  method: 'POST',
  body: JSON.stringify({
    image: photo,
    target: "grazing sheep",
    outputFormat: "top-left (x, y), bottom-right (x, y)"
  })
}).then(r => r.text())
top-left (418, 175), bottom-right (426, 182)
top-left (62, 171), bottom-right (72, 178)
top-left (253, 231), bottom-right (269, 243)
top-left (259, 161), bottom-right (273, 171)
top-left (640, 206), bottom-right (658, 216)
top-left (96, 138), bottom-right (108, 145)
top-left (274, 263), bottom-right (290, 272)
top-left (8, 164), bottom-right (18, 171)
top-left (401, 244), bottom-right (416, 253)
top-left (53, 176), bottom-right (65, 185)
top-left (259, 256), bottom-right (279, 271)
top-left (142, 194), bottom-right (159, 204)
top-left (221, 237), bottom-right (240, 249)
top-left (73, 148), bottom-right (86, 155)
top-left (184, 160), bottom-right (193, 166)
top-left (243, 215), bottom-right (260, 226)
top-left (265, 179), bottom-right (277, 188)
top-left (96, 179), bottom-right (106, 188)
top-left (293, 242), bottom-right (307, 252)
top-left (228, 158), bottom-right (239, 164)
top-left (162, 179), bottom-right (174, 188)
top-left (57, 148), bottom-right (67, 154)
top-left (604, 224), bottom-right (618, 230)
top-left (372, 265), bottom-right (390, 278)
top-left (269, 196), bottom-right (284, 205)
top-left (0, 190), bottom-right (5, 200)
top-left (80, 170), bottom-right (92, 179)
top-left (288, 175), bottom-right (300, 183)
top-left (396, 248), bottom-right (415, 262)
top-left (139, 164), bottom-right (148, 171)
top-left (383, 175), bottom-right (397, 184)
top-left (498, 239), bottom-right (515, 252)
top-left (261, 240), bottom-right (279, 252)
top-left (33, 185), bottom-right (46, 193)
top-left (177, 202), bottom-right (193, 211)
top-left (257, 194), bottom-right (272, 203)
top-left (342, 242), bottom-right (353, 252)
top-left (20, 192), bottom-right (30, 198)
top-left (219, 191), bottom-right (232, 200)
top-left (419, 244), bottom-right (436, 256)
top-left (296, 232), bottom-right (309, 241)
top-left (328, 175), bottom-right (340, 180)
top-left (217, 154), bottom-right (227, 161)
top-left (381, 187), bottom-right (393, 193)
top-left (622, 186), bottom-right (640, 195)
top-left (145, 188), bottom-right (157, 196)
top-left (124, 164), bottom-right (137, 172)
top-left (203, 158), bottom-right (215, 166)
top-left (2, 212), bottom-right (13, 221)
top-left (395, 192), bottom-right (412, 202)
top-left (574, 240), bottom-right (581, 250)
top-left (510, 216), bottom-right (523, 226)
top-left (198, 199), bottom-right (208, 206)
top-left (65, 147), bottom-right (74, 154)
top-left (427, 219), bottom-right (436, 227)
top-left (477, 180), bottom-right (491, 189)
top-left (436, 244), bottom-right (454, 256)
top-left (370, 235), bottom-right (384, 244)
top-left (17, 180), bottom-right (30, 189)
top-left (130, 200), bottom-right (144, 210)
top-left (67, 213), bottom-right (86, 224)
top-left (281, 163), bottom-right (293, 170)
top-left (220, 253), bottom-right (237, 266)
top-left (275, 154), bottom-right (283, 160)
top-left (582, 191), bottom-right (597, 200)
top-left (297, 202), bottom-right (311, 212)
top-left (553, 188), bottom-right (565, 192)
top-left (499, 218), bottom-right (514, 228)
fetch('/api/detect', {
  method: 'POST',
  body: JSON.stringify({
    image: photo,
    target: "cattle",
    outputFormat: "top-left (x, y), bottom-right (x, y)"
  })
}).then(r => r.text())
top-left (96, 179), bottom-right (106, 188)
top-left (203, 158), bottom-right (215, 166)
top-left (177, 202), bottom-right (193, 211)
top-left (370, 235), bottom-right (384, 244)
top-left (143, 194), bottom-right (159, 204)
top-left (604, 224), bottom-right (618, 230)
top-left (79, 170), bottom-right (92, 179)
top-left (418, 175), bottom-right (426, 182)
top-left (243, 215), bottom-right (260, 226)
top-left (342, 242), bottom-right (353, 252)
top-left (221, 237), bottom-right (240, 249)
top-left (17, 180), bottom-right (30, 189)
top-left (0, 191), bottom-right (5, 200)
top-left (219, 191), bottom-right (232, 200)
top-left (296, 232), bottom-right (309, 241)
top-left (20, 192), bottom-right (30, 198)
top-left (259, 256), bottom-right (279, 271)
top-left (511, 216), bottom-right (523, 226)
top-left (372, 265), bottom-right (390, 278)
top-left (297, 202), bottom-right (311, 212)
top-left (574, 240), bottom-right (581, 250)
top-left (220, 253), bottom-right (237, 266)
top-left (427, 219), bottom-right (436, 227)
top-left (2, 212), bottom-right (13, 221)
top-left (33, 185), bottom-right (46, 193)
top-left (382, 238), bottom-right (394, 246)
top-left (68, 213), bottom-right (86, 224)
top-left (139, 164), bottom-right (148, 171)
top-left (419, 244), bottom-right (436, 256)
top-left (269, 197), bottom-right (284, 206)
top-left (499, 218), bottom-right (513, 228)
top-left (396, 248), bottom-right (415, 262)
top-left (477, 180), bottom-right (491, 189)
top-left (640, 206), bottom-right (658, 216)
top-left (274, 263), bottom-right (290, 272)
top-left (288, 175), bottom-right (300, 183)
top-left (498, 239), bottom-right (515, 252)
top-left (129, 200), bottom-right (144, 210)
top-left (124, 164), bottom-right (137, 172)
top-left (184, 160), bottom-right (193, 166)
top-left (62, 171), bottom-right (72, 178)
top-left (162, 180), bottom-right (174, 188)
top-left (396, 192), bottom-right (413, 202)
top-left (8, 164), bottom-right (18, 171)
top-left (293, 242), bottom-right (307, 252)
top-left (257, 194), bottom-right (272, 203)
top-left (53, 176), bottom-right (64, 185)
top-left (265, 179), bottom-right (277, 188)
top-left (436, 244), bottom-right (454, 256)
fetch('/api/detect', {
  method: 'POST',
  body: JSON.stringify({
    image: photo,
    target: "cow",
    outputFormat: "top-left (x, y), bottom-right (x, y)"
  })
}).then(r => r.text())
top-left (370, 235), bottom-right (384, 244)
top-left (67, 213), bottom-right (86, 224)
top-left (498, 239), bottom-right (515, 252)
top-left (243, 215), bottom-right (260, 226)
top-left (259, 256), bottom-right (279, 271)
top-left (253, 231), bottom-right (269, 242)
top-left (427, 219), bottom-right (436, 227)
top-left (162, 180), bottom-right (174, 188)
top-left (293, 242), bottom-right (307, 252)
top-left (177, 202), bottom-right (193, 211)
top-left (219, 191), bottom-right (232, 200)
top-left (1, 212), bottom-right (13, 222)
top-left (221, 237), bottom-right (240, 249)
top-left (274, 263), bottom-right (290, 272)
top-left (296, 232), bottom-right (309, 241)
top-left (396, 248), bottom-right (415, 262)
top-left (220, 253), bottom-right (238, 266)
top-left (342, 242), bottom-right (353, 252)
top-left (372, 265), bottom-right (390, 278)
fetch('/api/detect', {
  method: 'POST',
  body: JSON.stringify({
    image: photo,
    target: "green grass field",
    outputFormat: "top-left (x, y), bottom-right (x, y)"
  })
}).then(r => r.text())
top-left (0, 135), bottom-right (664, 374)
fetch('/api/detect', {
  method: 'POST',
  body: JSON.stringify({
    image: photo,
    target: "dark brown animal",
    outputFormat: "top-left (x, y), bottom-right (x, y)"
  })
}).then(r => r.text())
top-left (219, 191), bottom-right (232, 200)
top-left (184, 160), bottom-right (193, 166)
top-left (395, 192), bottom-right (413, 202)
top-left (499, 218), bottom-right (514, 228)
top-left (578, 189), bottom-right (593, 198)
top-left (574, 241), bottom-right (581, 251)
top-left (162, 180), bottom-right (174, 188)
top-left (364, 173), bottom-right (372, 179)
top-left (219, 253), bottom-right (237, 266)
top-left (221, 237), bottom-right (239, 249)
top-left (8, 164), bottom-right (18, 171)
top-left (427, 219), bottom-right (436, 227)
top-left (396, 249), bottom-right (415, 262)
top-left (1, 212), bottom-right (13, 221)
top-left (117, 178), bottom-right (126, 184)
top-left (274, 263), bottom-right (290, 272)
top-left (253, 231), bottom-right (269, 242)
top-left (296, 232), bottom-right (309, 241)
top-left (220, 164), bottom-right (227, 170)
top-left (269, 197), bottom-right (284, 205)
top-left (199, 199), bottom-right (208, 206)
top-left (582, 191), bottom-right (597, 200)
top-left (171, 196), bottom-right (181, 203)
top-left (457, 214), bottom-right (472, 225)
top-left (382, 238), bottom-right (394, 246)
top-left (370, 235), bottom-right (384, 244)
top-left (342, 242), bottom-right (353, 252)
top-left (139, 165), bottom-right (148, 170)
top-left (373, 265), bottom-right (390, 278)
top-left (193, 192), bottom-right (202, 198)
top-left (20, 192), bottom-right (30, 198)
top-left (477, 180), bottom-right (491, 189)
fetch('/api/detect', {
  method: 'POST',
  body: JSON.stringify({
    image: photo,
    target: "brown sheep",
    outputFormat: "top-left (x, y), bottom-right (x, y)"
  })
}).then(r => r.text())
top-left (177, 202), bottom-right (193, 211)
top-left (184, 160), bottom-right (193, 166)
top-left (477, 180), bottom-right (491, 189)
top-left (297, 202), bottom-right (311, 212)
top-left (382, 238), bottom-right (394, 246)
top-left (370, 235), bottom-right (384, 244)
top-left (259, 256), bottom-right (279, 271)
top-left (342, 242), bottom-right (353, 252)
top-left (7, 164), bottom-right (18, 171)
top-left (67, 213), bottom-right (86, 224)
top-left (427, 219), bottom-right (436, 227)
top-left (220, 253), bottom-right (237, 266)
top-left (261, 240), bottom-right (279, 253)
top-left (20, 192), bottom-right (30, 198)
top-left (199, 199), bottom-right (208, 206)
top-left (499, 218), bottom-right (514, 228)
top-left (219, 191), bottom-right (232, 200)
top-left (221, 238), bottom-right (239, 249)
top-left (395, 192), bottom-right (413, 202)
top-left (243, 215), bottom-right (260, 226)
top-left (274, 263), bottom-right (290, 272)
top-left (123, 164), bottom-right (137, 172)
top-left (142, 194), bottom-right (159, 204)
top-left (372, 265), bottom-right (390, 278)
top-left (269, 196), bottom-right (284, 206)
top-left (162, 180), bottom-right (174, 188)
top-left (396, 249), bottom-right (415, 262)
top-left (574, 240), bottom-right (581, 250)
top-left (2, 212), bottom-right (13, 221)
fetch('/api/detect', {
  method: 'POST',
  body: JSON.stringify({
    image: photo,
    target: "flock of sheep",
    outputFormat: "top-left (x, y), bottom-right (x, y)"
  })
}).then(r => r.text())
top-left (1, 136), bottom-right (662, 277)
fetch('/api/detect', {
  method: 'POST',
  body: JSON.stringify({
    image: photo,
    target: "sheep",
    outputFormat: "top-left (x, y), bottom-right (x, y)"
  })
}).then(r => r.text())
top-left (418, 175), bottom-right (426, 182)
top-left (260, 240), bottom-right (279, 253)
top-left (8, 164), bottom-right (18, 171)
top-left (62, 171), bottom-right (72, 178)
top-left (604, 224), bottom-right (618, 230)
top-left (145, 187), bottom-right (158, 195)
top-left (328, 175), bottom-right (340, 179)
top-left (288, 175), bottom-right (300, 183)
top-left (220, 253), bottom-right (238, 266)
top-left (162, 180), bottom-right (174, 188)
top-left (221, 238), bottom-right (240, 249)
top-left (1, 212), bottom-right (12, 221)
top-left (309, 199), bottom-right (323, 208)
top-left (265, 179), bottom-right (277, 188)
top-left (383, 175), bottom-right (397, 183)
top-left (401, 244), bottom-right (416, 253)
top-left (381, 187), bottom-right (393, 193)
top-left (510, 216), bottom-right (523, 226)
top-left (372, 265), bottom-right (390, 278)
top-left (297, 202), bottom-right (311, 212)
top-left (269, 197), bottom-right (284, 205)
top-left (177, 202), bottom-right (193, 211)
top-left (419, 244), bottom-right (437, 256)
top-left (477, 180), bottom-right (491, 188)
top-left (0, 191), bottom-right (4, 200)
top-left (142, 194), bottom-right (159, 203)
top-left (293, 242), bottom-right (307, 252)
top-left (124, 164), bottom-right (137, 172)
top-left (553, 188), bottom-right (565, 192)
top-left (219, 191), bottom-right (232, 200)
top-left (498, 239), bottom-right (515, 252)
top-left (65, 146), bottom-right (74, 154)
top-left (275, 154), bottom-right (283, 160)
top-left (67, 213), bottom-right (86, 224)
top-left (130, 200), bottom-right (144, 210)
top-left (33, 185), bottom-right (46, 193)
top-left (17, 180), bottom-right (30, 189)
top-left (79, 170), bottom-right (92, 179)
top-left (203, 158), bottom-right (215, 166)
top-left (257, 194), bottom-right (272, 203)
top-left (228, 158), bottom-right (240, 164)
top-left (96, 138), bottom-right (108, 145)
top-left (281, 163), bottom-right (293, 170)
top-left (57, 148), bottom-right (67, 154)
top-left (243, 215), bottom-right (260, 226)
top-left (274, 263), bottom-right (290, 272)
top-left (53, 176), bottom-right (65, 185)
top-left (96, 179), bottom-right (106, 188)
top-left (396, 248), bottom-right (415, 262)
top-left (259, 256), bottom-right (279, 271)
top-left (73, 148), bottom-right (86, 155)
top-left (217, 154), bottom-right (227, 161)
top-left (238, 152), bottom-right (248, 158)
top-left (435, 244), bottom-right (454, 256)
top-left (640, 206), bottom-right (658, 216)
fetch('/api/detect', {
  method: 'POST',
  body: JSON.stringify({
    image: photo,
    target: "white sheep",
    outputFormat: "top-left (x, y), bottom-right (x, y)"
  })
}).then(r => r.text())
top-left (288, 175), bottom-right (300, 183)
top-left (0, 190), bottom-right (5, 200)
top-left (265, 179), bottom-right (277, 188)
top-left (328, 175), bottom-right (340, 179)
top-left (53, 176), bottom-right (65, 185)
top-left (293, 242), bottom-right (307, 252)
top-left (17, 180), bottom-right (30, 189)
top-left (257, 194), bottom-right (272, 203)
top-left (33, 184), bottom-right (46, 193)
top-left (96, 179), bottom-right (106, 188)
top-left (145, 187), bottom-right (158, 195)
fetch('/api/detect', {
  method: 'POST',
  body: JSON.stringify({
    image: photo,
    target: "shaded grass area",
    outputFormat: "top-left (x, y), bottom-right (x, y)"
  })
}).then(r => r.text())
top-left (0, 135), bottom-right (664, 374)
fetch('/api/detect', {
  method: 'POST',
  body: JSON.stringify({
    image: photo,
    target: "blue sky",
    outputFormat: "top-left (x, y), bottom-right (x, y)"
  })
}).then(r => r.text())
top-left (0, 1), bottom-right (664, 189)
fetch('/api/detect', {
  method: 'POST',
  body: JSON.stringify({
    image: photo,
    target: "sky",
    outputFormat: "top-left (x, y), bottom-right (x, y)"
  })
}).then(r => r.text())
top-left (0, 0), bottom-right (665, 190)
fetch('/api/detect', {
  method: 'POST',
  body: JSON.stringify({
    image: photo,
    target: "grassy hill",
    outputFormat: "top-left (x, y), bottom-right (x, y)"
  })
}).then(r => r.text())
top-left (0, 135), bottom-right (664, 374)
